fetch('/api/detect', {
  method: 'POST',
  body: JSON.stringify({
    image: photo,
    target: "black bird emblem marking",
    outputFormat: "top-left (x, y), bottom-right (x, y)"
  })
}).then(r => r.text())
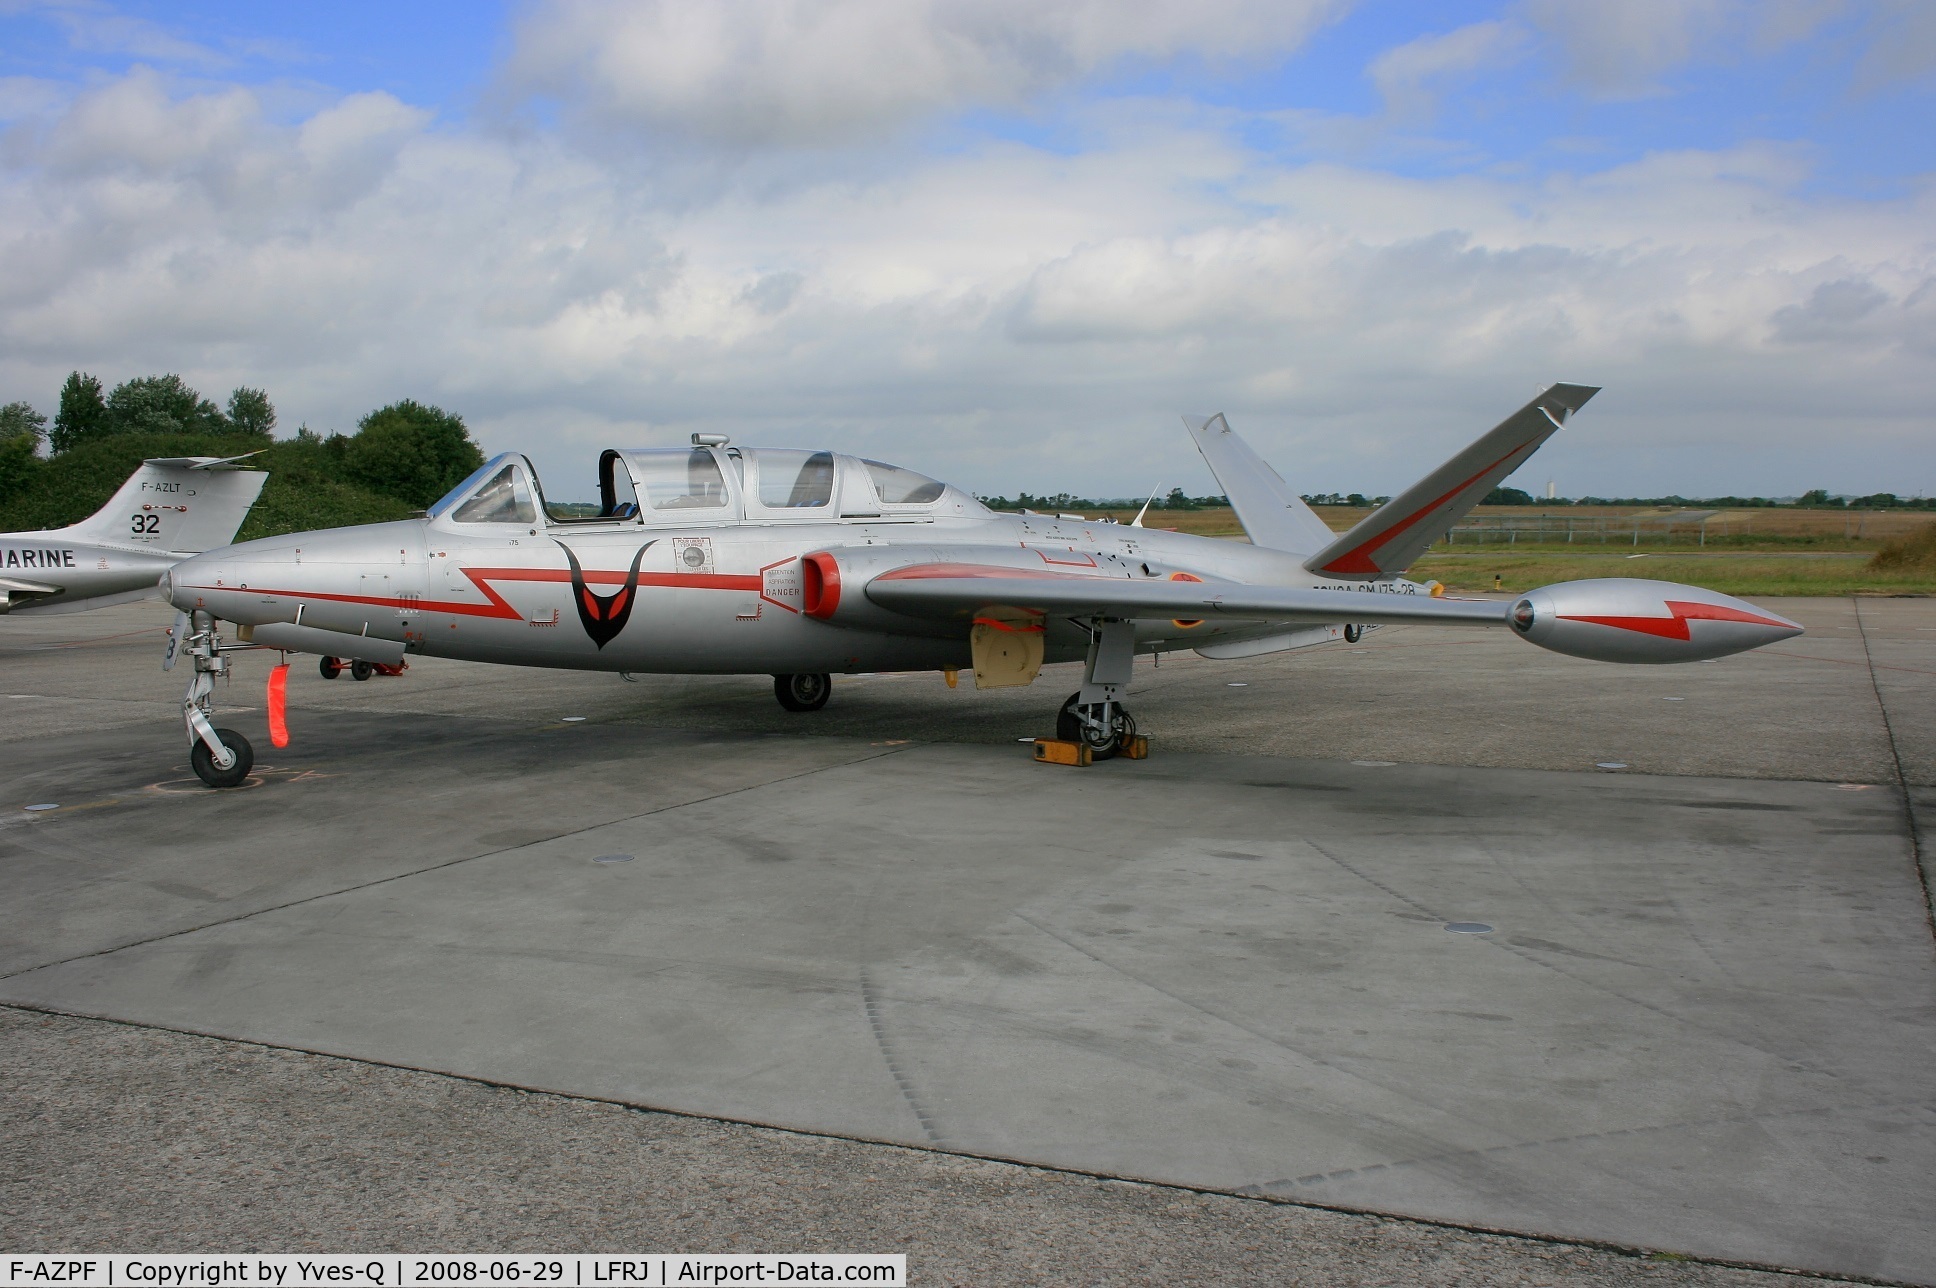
top-left (558, 541), bottom-right (654, 648)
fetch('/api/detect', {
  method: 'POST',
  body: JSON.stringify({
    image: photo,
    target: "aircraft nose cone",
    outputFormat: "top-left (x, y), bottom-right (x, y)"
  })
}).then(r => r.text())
top-left (167, 550), bottom-right (231, 611)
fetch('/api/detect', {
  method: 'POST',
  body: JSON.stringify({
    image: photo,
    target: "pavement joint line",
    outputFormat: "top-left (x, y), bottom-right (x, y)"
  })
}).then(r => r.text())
top-left (1760, 649), bottom-right (1936, 678)
top-left (0, 739), bottom-right (924, 984)
top-left (1304, 840), bottom-right (1846, 1076)
top-left (1853, 597), bottom-right (1936, 950)
top-left (0, 1000), bottom-right (1903, 1288)
top-left (1250, 1096), bottom-right (1936, 1201)
top-left (1007, 908), bottom-right (1511, 1148)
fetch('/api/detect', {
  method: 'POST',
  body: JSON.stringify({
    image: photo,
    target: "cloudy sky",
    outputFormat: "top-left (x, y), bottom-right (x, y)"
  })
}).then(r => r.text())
top-left (1, 1), bottom-right (1932, 501)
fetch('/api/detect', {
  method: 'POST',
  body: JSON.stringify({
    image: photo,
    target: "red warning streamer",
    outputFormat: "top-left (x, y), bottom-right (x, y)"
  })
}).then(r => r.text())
top-left (267, 662), bottom-right (290, 748)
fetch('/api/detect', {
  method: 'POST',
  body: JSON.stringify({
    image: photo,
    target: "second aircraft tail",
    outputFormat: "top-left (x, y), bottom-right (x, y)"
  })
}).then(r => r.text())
top-left (60, 454), bottom-right (268, 554)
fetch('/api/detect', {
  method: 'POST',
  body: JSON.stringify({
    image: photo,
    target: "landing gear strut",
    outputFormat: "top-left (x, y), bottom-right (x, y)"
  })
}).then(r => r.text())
top-left (774, 673), bottom-right (832, 712)
top-left (175, 610), bottom-right (255, 789)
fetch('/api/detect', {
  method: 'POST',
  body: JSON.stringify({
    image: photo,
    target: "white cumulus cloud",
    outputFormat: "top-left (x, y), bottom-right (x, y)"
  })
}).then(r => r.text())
top-left (502, 0), bottom-right (1350, 145)
top-left (1, 64), bottom-right (1932, 502)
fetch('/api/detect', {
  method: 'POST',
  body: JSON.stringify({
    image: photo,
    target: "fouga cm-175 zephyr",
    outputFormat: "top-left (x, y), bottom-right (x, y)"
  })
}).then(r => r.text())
top-left (158, 382), bottom-right (1801, 786)
top-left (1, 454), bottom-right (266, 616)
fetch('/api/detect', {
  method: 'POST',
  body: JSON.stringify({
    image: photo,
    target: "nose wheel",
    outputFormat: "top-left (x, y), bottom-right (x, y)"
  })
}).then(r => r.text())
top-left (190, 728), bottom-right (255, 788)
top-left (1056, 691), bottom-right (1136, 760)
top-left (176, 612), bottom-right (255, 789)
top-left (773, 673), bottom-right (832, 712)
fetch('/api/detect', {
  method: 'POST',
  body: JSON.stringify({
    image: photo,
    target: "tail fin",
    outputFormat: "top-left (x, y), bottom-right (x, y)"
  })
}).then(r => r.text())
top-left (1303, 383), bottom-right (1598, 579)
top-left (61, 454), bottom-right (268, 553)
top-left (1183, 414), bottom-right (1337, 555)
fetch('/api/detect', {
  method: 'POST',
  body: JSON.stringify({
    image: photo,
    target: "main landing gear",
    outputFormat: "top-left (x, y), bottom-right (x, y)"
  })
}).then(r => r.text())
top-left (1056, 691), bottom-right (1137, 760)
top-left (1038, 618), bottom-right (1145, 764)
top-left (774, 672), bottom-right (832, 712)
top-left (172, 610), bottom-right (255, 789)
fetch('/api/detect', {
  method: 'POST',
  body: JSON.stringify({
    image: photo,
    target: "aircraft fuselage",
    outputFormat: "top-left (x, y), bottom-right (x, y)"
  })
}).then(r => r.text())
top-left (172, 506), bottom-right (1427, 675)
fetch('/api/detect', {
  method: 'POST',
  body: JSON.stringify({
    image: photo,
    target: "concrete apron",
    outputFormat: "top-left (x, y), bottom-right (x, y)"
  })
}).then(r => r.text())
top-left (2, 719), bottom-right (1931, 1283)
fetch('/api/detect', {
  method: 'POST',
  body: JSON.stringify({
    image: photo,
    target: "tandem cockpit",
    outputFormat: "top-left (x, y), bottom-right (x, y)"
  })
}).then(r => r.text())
top-left (426, 438), bottom-right (988, 530)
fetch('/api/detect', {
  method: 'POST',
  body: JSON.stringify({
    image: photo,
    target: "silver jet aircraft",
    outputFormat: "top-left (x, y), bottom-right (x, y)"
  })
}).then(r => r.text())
top-left (161, 384), bottom-right (1802, 786)
top-left (2, 454), bottom-right (265, 615)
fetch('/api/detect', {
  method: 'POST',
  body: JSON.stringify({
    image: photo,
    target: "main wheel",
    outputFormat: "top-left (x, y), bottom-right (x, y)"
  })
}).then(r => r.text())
top-left (350, 659), bottom-right (375, 681)
top-left (319, 656), bottom-right (342, 680)
top-left (773, 673), bottom-right (832, 712)
top-left (1055, 691), bottom-right (1136, 760)
top-left (1343, 623), bottom-right (1363, 643)
top-left (190, 728), bottom-right (255, 789)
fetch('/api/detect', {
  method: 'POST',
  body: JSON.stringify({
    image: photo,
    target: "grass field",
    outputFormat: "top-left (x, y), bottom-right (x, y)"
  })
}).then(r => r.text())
top-left (1074, 505), bottom-right (1936, 596)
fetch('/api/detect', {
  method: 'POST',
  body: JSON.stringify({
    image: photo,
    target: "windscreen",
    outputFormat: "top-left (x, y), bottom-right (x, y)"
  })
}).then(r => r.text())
top-left (755, 450), bottom-right (835, 508)
top-left (863, 460), bottom-right (945, 505)
top-left (451, 463), bottom-right (536, 524)
top-left (427, 457), bottom-right (507, 518)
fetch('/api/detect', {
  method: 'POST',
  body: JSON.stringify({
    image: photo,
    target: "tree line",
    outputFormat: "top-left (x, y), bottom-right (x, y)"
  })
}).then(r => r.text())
top-left (0, 372), bottom-right (485, 539)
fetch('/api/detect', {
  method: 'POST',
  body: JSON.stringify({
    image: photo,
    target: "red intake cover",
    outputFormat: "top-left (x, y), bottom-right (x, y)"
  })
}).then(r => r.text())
top-left (801, 551), bottom-right (842, 620)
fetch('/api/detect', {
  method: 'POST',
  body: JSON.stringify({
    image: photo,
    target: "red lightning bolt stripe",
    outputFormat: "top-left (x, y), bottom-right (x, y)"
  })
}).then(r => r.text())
top-left (180, 566), bottom-right (763, 621)
top-left (1558, 600), bottom-right (1796, 640)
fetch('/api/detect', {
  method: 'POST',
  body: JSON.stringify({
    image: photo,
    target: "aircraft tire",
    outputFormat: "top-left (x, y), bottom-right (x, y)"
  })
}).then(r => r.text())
top-left (1344, 623), bottom-right (1363, 643)
top-left (191, 728), bottom-right (255, 789)
top-left (319, 657), bottom-right (342, 680)
top-left (774, 673), bottom-right (832, 712)
top-left (1056, 692), bottom-right (1134, 760)
top-left (350, 659), bottom-right (375, 682)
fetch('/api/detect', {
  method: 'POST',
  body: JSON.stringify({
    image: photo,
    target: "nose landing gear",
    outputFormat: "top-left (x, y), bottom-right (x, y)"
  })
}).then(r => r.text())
top-left (173, 610), bottom-right (255, 789)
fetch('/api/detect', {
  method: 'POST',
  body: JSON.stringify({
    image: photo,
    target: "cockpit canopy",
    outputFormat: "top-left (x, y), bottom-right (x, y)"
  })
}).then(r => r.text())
top-left (428, 445), bottom-right (982, 528)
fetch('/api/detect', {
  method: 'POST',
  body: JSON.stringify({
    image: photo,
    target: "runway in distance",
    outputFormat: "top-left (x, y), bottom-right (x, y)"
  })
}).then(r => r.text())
top-left (161, 383), bottom-right (1803, 786)
top-left (1, 454), bottom-right (265, 615)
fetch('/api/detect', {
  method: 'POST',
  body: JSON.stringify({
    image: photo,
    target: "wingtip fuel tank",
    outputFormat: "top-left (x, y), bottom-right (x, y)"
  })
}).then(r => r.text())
top-left (1509, 578), bottom-right (1803, 664)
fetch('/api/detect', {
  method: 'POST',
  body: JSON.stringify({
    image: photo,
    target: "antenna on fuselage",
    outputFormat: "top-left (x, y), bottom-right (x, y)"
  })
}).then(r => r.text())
top-left (1130, 486), bottom-right (1162, 528)
top-left (692, 433), bottom-right (730, 447)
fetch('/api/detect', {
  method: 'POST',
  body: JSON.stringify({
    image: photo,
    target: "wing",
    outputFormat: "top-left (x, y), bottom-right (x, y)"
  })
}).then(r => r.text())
top-left (1303, 383), bottom-right (1599, 578)
top-left (864, 565), bottom-right (1506, 628)
top-left (1183, 413), bottom-right (1337, 555)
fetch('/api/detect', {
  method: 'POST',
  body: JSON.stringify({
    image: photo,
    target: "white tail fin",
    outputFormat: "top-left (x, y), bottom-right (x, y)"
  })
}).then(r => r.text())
top-left (60, 455), bottom-right (268, 553)
top-left (1303, 384), bottom-right (1599, 579)
top-left (1182, 414), bottom-right (1336, 554)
